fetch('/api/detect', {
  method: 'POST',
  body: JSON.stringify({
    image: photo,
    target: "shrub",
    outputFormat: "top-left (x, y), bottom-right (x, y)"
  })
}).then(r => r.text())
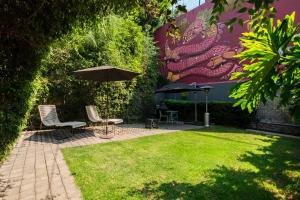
top-left (164, 99), bottom-right (253, 127)
top-left (0, 0), bottom-right (147, 164)
top-left (28, 15), bottom-right (159, 128)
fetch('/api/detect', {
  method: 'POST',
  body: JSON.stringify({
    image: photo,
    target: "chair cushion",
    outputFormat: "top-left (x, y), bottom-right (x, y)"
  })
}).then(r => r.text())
top-left (56, 121), bottom-right (86, 128)
top-left (104, 119), bottom-right (123, 124)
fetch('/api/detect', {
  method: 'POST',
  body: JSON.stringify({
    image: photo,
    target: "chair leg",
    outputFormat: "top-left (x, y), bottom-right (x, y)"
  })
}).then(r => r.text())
top-left (112, 124), bottom-right (115, 135)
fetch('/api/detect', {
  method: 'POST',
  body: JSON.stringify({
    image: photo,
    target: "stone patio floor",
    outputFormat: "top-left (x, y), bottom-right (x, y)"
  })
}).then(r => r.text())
top-left (0, 123), bottom-right (197, 200)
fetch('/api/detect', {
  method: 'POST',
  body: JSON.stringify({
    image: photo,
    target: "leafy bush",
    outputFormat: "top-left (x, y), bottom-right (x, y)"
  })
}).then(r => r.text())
top-left (0, 44), bottom-right (48, 163)
top-left (0, 0), bottom-right (148, 164)
top-left (231, 12), bottom-right (300, 120)
top-left (0, 0), bottom-right (174, 164)
top-left (28, 15), bottom-right (159, 128)
top-left (164, 99), bottom-right (253, 127)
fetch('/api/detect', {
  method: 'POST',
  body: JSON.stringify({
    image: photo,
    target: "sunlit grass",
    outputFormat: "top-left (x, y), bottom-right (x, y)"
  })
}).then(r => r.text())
top-left (63, 126), bottom-right (300, 200)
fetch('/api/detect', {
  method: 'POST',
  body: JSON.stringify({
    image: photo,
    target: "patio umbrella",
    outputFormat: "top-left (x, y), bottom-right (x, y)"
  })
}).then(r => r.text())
top-left (74, 66), bottom-right (140, 135)
top-left (74, 66), bottom-right (139, 82)
top-left (155, 83), bottom-right (203, 94)
top-left (155, 83), bottom-right (204, 123)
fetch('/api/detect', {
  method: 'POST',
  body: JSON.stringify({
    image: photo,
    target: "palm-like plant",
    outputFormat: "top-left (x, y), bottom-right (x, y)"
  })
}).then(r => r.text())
top-left (230, 12), bottom-right (300, 120)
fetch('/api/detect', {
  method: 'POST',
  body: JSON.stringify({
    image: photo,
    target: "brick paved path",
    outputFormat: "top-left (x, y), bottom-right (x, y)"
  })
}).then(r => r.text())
top-left (0, 124), bottom-right (197, 200)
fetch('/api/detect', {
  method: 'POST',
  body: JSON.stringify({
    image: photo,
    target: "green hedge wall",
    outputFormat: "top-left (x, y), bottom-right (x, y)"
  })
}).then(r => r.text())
top-left (0, 41), bottom-right (47, 163)
top-left (164, 99), bottom-right (254, 127)
top-left (0, 0), bottom-right (174, 164)
top-left (27, 15), bottom-right (160, 129)
top-left (0, 0), bottom-right (147, 164)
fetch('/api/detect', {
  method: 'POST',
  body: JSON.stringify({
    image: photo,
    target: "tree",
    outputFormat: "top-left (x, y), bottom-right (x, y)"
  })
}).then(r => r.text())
top-left (230, 12), bottom-right (300, 120)
top-left (209, 0), bottom-right (300, 121)
top-left (210, 0), bottom-right (279, 29)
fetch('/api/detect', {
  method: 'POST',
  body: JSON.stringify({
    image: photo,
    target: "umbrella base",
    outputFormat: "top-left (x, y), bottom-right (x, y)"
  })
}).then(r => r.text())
top-left (99, 133), bottom-right (114, 139)
top-left (96, 124), bottom-right (115, 139)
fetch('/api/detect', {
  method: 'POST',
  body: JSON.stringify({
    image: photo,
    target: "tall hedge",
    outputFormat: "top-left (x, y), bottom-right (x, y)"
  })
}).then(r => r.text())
top-left (27, 15), bottom-right (159, 129)
top-left (0, 0), bottom-right (152, 163)
top-left (164, 99), bottom-right (254, 127)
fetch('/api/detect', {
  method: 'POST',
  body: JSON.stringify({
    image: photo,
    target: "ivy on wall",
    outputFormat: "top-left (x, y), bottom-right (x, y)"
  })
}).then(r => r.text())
top-left (29, 15), bottom-right (159, 128)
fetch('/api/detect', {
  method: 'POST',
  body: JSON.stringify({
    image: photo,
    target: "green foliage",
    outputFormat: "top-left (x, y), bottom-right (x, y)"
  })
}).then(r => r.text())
top-left (0, 0), bottom-right (133, 164)
top-left (1, 1), bottom-right (143, 53)
top-left (0, 0), bottom-right (175, 163)
top-left (137, 0), bottom-right (187, 31)
top-left (210, 0), bottom-right (279, 30)
top-left (0, 42), bottom-right (48, 163)
top-left (163, 99), bottom-right (253, 127)
top-left (230, 12), bottom-right (300, 120)
top-left (30, 15), bottom-right (159, 127)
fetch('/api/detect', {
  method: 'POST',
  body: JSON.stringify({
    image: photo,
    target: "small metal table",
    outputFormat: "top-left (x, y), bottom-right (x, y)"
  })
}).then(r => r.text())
top-left (166, 111), bottom-right (179, 123)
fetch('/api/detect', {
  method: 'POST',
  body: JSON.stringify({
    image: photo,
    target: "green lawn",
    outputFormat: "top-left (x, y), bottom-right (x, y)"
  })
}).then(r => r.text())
top-left (62, 126), bottom-right (300, 200)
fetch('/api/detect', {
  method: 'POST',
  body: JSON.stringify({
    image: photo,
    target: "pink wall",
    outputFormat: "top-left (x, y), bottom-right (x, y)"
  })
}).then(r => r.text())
top-left (154, 0), bottom-right (300, 84)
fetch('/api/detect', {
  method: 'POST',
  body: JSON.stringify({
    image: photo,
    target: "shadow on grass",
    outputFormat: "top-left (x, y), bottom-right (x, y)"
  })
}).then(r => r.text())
top-left (187, 126), bottom-right (254, 134)
top-left (182, 126), bottom-right (269, 146)
top-left (128, 134), bottom-right (300, 200)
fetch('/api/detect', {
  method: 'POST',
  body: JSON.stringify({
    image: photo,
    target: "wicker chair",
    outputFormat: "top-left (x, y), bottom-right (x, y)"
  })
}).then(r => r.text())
top-left (85, 105), bottom-right (123, 125)
top-left (38, 105), bottom-right (86, 131)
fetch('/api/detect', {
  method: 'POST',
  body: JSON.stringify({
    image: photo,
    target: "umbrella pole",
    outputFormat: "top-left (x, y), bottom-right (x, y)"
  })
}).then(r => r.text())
top-left (106, 82), bottom-right (109, 135)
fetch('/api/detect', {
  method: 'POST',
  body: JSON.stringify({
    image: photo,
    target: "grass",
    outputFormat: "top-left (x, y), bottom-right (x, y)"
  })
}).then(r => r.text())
top-left (62, 126), bottom-right (300, 200)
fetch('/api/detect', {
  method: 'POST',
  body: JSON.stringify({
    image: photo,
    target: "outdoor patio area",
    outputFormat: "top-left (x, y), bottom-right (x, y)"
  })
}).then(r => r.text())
top-left (0, 124), bottom-right (197, 200)
top-left (2, 1), bottom-right (300, 200)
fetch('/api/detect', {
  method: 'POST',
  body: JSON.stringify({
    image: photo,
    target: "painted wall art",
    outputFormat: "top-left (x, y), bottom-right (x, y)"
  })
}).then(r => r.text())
top-left (154, 0), bottom-right (300, 84)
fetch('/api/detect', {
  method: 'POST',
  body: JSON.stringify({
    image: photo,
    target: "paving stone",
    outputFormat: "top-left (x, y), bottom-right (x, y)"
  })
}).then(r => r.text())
top-left (36, 191), bottom-right (51, 200)
top-left (3, 194), bottom-right (19, 200)
top-left (0, 124), bottom-right (196, 199)
top-left (19, 193), bottom-right (35, 200)
top-left (4, 187), bottom-right (20, 196)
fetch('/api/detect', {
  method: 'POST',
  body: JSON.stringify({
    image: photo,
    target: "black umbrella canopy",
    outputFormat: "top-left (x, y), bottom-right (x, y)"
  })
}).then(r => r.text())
top-left (73, 65), bottom-right (139, 136)
top-left (73, 66), bottom-right (140, 82)
top-left (155, 83), bottom-right (203, 93)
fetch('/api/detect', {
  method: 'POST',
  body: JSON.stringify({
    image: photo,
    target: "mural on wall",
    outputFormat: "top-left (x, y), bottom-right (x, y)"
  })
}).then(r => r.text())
top-left (155, 0), bottom-right (300, 84)
top-left (155, 4), bottom-right (245, 84)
